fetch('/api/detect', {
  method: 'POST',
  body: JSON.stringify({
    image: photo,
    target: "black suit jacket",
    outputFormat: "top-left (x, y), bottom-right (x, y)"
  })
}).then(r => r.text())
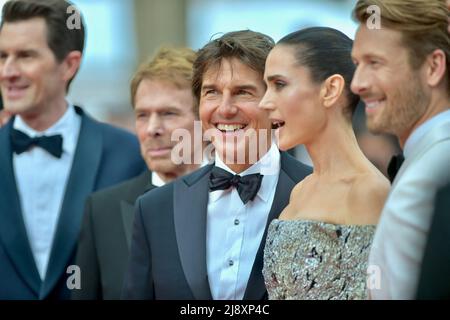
top-left (0, 106), bottom-right (146, 300)
top-left (416, 183), bottom-right (450, 299)
top-left (72, 171), bottom-right (155, 300)
top-left (122, 152), bottom-right (312, 300)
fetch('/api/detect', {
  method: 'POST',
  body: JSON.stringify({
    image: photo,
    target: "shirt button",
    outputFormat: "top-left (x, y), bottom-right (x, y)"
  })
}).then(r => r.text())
top-left (234, 219), bottom-right (240, 226)
top-left (228, 260), bottom-right (234, 267)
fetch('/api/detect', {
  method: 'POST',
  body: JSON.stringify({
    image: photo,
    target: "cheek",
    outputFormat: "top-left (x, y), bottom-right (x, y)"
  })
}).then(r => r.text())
top-left (199, 106), bottom-right (215, 130)
top-left (135, 121), bottom-right (148, 142)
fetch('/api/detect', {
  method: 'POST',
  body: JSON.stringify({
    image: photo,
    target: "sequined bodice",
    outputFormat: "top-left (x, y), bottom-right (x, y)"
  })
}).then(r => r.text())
top-left (263, 219), bottom-right (376, 300)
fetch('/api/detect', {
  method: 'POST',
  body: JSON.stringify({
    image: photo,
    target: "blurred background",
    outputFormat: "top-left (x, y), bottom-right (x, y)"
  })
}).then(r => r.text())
top-left (0, 0), bottom-right (400, 176)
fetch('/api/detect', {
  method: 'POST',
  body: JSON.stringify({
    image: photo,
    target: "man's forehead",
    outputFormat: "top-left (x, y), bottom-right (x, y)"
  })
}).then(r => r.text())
top-left (202, 59), bottom-right (263, 86)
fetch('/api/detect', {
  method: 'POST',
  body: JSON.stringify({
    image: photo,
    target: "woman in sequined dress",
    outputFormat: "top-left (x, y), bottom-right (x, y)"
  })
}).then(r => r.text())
top-left (259, 27), bottom-right (390, 300)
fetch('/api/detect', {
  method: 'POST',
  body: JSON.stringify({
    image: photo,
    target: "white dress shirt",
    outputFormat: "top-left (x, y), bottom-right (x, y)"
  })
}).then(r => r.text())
top-left (13, 105), bottom-right (81, 280)
top-left (206, 142), bottom-right (280, 300)
top-left (369, 109), bottom-right (450, 299)
top-left (151, 172), bottom-right (166, 187)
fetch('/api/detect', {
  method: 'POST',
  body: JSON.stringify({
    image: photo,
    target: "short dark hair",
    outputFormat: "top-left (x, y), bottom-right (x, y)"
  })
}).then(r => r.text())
top-left (192, 30), bottom-right (275, 103)
top-left (1, 0), bottom-right (86, 90)
top-left (278, 27), bottom-right (360, 119)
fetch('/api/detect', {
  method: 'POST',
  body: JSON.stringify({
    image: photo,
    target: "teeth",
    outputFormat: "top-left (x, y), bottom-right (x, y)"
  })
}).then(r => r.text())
top-left (216, 124), bottom-right (246, 132)
top-left (272, 121), bottom-right (285, 129)
top-left (365, 100), bottom-right (383, 109)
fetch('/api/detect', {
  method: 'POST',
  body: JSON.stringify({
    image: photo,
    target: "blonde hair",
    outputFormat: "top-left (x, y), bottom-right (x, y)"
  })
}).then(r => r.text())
top-left (130, 46), bottom-right (197, 113)
top-left (353, 0), bottom-right (450, 90)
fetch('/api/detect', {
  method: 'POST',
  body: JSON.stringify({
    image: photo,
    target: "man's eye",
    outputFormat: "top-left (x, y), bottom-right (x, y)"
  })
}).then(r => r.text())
top-left (136, 113), bottom-right (147, 119)
top-left (204, 89), bottom-right (217, 96)
top-left (162, 111), bottom-right (176, 116)
top-left (237, 90), bottom-right (250, 95)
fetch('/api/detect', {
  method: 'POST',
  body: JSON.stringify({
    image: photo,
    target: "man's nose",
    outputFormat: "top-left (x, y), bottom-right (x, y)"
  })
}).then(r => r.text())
top-left (351, 65), bottom-right (369, 96)
top-left (217, 93), bottom-right (238, 118)
top-left (0, 57), bottom-right (20, 80)
top-left (146, 114), bottom-right (164, 136)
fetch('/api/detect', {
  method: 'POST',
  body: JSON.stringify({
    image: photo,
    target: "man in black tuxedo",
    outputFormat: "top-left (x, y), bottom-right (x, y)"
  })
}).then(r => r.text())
top-left (122, 30), bottom-right (312, 300)
top-left (0, 0), bottom-right (145, 299)
top-left (72, 47), bottom-right (202, 300)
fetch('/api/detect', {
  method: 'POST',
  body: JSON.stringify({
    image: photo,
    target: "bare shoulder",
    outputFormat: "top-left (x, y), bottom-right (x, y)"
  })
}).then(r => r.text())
top-left (348, 172), bottom-right (391, 225)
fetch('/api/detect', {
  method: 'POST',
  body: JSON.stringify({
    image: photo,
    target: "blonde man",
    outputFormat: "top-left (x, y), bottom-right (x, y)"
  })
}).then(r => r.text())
top-left (73, 47), bottom-right (201, 300)
top-left (351, 0), bottom-right (450, 299)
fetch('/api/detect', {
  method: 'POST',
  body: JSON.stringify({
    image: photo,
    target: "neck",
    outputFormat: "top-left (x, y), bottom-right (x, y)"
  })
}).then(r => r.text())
top-left (19, 98), bottom-right (68, 132)
top-left (398, 95), bottom-right (450, 148)
top-left (306, 118), bottom-right (371, 178)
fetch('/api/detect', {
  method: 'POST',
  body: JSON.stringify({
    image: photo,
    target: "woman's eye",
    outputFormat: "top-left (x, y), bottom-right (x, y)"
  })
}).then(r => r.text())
top-left (275, 81), bottom-right (286, 89)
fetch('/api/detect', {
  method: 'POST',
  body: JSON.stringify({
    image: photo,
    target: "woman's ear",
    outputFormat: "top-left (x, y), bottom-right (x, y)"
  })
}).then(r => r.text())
top-left (321, 74), bottom-right (345, 108)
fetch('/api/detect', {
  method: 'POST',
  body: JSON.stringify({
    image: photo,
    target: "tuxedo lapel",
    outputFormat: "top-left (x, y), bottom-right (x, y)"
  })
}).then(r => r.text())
top-left (173, 165), bottom-right (213, 300)
top-left (0, 121), bottom-right (42, 295)
top-left (244, 152), bottom-right (298, 300)
top-left (121, 171), bottom-right (154, 249)
top-left (40, 108), bottom-right (102, 299)
top-left (120, 201), bottom-right (136, 250)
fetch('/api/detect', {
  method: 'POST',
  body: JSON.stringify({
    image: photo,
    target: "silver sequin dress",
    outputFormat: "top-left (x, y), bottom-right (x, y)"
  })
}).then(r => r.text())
top-left (263, 219), bottom-right (376, 300)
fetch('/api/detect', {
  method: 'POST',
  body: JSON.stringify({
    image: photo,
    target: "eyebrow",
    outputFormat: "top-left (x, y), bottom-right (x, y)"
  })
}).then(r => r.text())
top-left (201, 84), bottom-right (259, 92)
top-left (134, 106), bottom-right (181, 113)
top-left (266, 74), bottom-right (285, 82)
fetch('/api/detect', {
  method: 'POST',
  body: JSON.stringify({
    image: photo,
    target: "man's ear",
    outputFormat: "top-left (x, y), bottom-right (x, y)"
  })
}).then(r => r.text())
top-left (321, 74), bottom-right (345, 108)
top-left (425, 49), bottom-right (447, 88)
top-left (61, 51), bottom-right (82, 82)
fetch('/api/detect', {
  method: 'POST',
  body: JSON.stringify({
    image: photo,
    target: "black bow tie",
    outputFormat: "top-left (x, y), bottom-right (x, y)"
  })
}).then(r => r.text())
top-left (10, 128), bottom-right (63, 158)
top-left (387, 153), bottom-right (404, 183)
top-left (209, 166), bottom-right (263, 204)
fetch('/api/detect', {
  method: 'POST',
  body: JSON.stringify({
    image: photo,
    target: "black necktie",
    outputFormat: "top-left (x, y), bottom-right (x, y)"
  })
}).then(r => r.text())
top-left (209, 166), bottom-right (263, 204)
top-left (387, 153), bottom-right (404, 183)
top-left (10, 128), bottom-right (63, 158)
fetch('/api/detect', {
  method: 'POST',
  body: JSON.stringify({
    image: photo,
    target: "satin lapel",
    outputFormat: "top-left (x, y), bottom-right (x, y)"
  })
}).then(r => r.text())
top-left (121, 171), bottom-right (154, 249)
top-left (0, 121), bottom-right (42, 295)
top-left (40, 109), bottom-right (102, 299)
top-left (173, 165), bottom-right (213, 300)
top-left (120, 201), bottom-right (136, 249)
top-left (243, 157), bottom-right (296, 300)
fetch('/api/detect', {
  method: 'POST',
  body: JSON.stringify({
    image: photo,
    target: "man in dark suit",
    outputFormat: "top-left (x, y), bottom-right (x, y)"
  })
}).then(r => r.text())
top-left (0, 0), bottom-right (145, 300)
top-left (72, 47), bottom-right (202, 300)
top-left (122, 30), bottom-right (312, 300)
top-left (416, 183), bottom-right (450, 299)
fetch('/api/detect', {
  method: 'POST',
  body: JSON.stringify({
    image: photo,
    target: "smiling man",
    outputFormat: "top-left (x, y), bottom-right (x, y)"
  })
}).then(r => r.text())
top-left (351, 0), bottom-right (450, 299)
top-left (122, 30), bottom-right (312, 300)
top-left (0, 0), bottom-right (145, 300)
top-left (72, 47), bottom-right (201, 300)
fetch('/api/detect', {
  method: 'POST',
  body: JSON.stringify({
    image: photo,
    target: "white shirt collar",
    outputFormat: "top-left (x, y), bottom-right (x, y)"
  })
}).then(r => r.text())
top-left (403, 109), bottom-right (450, 158)
top-left (211, 142), bottom-right (281, 203)
top-left (13, 104), bottom-right (80, 155)
top-left (151, 171), bottom-right (166, 187)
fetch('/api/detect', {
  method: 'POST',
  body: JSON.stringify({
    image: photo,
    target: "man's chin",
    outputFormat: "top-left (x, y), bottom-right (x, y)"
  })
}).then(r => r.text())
top-left (146, 158), bottom-right (173, 170)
